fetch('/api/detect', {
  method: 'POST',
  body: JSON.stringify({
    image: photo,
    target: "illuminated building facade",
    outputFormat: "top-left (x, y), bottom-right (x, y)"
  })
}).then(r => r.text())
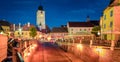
top-left (101, 0), bottom-right (120, 40)
top-left (36, 6), bottom-right (46, 31)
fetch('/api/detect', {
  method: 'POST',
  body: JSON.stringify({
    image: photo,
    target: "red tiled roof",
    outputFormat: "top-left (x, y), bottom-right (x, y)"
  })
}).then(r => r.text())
top-left (0, 20), bottom-right (10, 26)
top-left (109, 0), bottom-right (119, 6)
top-left (51, 27), bottom-right (68, 33)
top-left (68, 22), bottom-right (94, 27)
top-left (88, 20), bottom-right (100, 26)
top-left (22, 24), bottom-right (35, 31)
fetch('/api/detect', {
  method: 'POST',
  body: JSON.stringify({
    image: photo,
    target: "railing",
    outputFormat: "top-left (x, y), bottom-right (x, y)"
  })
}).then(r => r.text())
top-left (17, 52), bottom-right (24, 62)
top-left (11, 39), bottom-right (37, 62)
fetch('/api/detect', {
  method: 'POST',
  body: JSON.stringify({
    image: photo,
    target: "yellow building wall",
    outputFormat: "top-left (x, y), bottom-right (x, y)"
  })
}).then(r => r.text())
top-left (22, 31), bottom-right (30, 39)
top-left (14, 31), bottom-right (20, 38)
top-left (102, 7), bottom-right (114, 40)
top-left (14, 31), bottom-right (41, 39)
top-left (14, 31), bottom-right (30, 39)
top-left (102, 5), bottom-right (120, 41)
top-left (1, 26), bottom-right (10, 34)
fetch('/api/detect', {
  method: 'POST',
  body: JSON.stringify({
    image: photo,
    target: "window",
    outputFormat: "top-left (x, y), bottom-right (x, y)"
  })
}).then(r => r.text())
top-left (104, 14), bottom-right (106, 20)
top-left (110, 10), bottom-right (113, 17)
top-left (18, 32), bottom-right (19, 35)
top-left (84, 29), bottom-right (86, 31)
top-left (80, 29), bottom-right (81, 31)
top-left (22, 32), bottom-right (23, 35)
top-left (89, 29), bottom-right (91, 31)
top-left (110, 21), bottom-right (113, 28)
top-left (71, 29), bottom-right (73, 31)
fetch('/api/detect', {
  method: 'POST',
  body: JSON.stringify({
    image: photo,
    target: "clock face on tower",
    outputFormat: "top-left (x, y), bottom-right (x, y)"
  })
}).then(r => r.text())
top-left (40, 14), bottom-right (44, 17)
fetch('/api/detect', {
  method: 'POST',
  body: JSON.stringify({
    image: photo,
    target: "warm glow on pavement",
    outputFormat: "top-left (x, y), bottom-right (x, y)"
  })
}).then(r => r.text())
top-left (77, 44), bottom-right (83, 51)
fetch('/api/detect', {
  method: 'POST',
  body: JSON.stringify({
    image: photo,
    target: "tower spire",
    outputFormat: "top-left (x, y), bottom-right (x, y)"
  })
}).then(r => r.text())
top-left (36, 5), bottom-right (46, 31)
top-left (38, 5), bottom-right (44, 10)
top-left (86, 15), bottom-right (90, 22)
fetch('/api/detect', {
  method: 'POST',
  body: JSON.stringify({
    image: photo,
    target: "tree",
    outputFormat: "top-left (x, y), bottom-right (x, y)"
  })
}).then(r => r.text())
top-left (91, 26), bottom-right (100, 37)
top-left (29, 27), bottom-right (37, 39)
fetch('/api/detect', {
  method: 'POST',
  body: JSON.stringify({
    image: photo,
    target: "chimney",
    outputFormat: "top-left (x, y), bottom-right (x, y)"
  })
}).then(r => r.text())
top-left (28, 22), bottom-right (30, 27)
top-left (19, 23), bottom-right (21, 29)
top-left (13, 24), bottom-right (15, 31)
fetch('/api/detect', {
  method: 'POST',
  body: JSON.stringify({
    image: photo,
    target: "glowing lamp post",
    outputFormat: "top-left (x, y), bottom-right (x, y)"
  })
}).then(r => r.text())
top-left (0, 31), bottom-right (4, 34)
top-left (98, 31), bottom-right (100, 36)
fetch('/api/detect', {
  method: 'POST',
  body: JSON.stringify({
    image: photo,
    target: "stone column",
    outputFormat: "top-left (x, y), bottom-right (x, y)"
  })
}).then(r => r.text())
top-left (73, 38), bottom-right (75, 45)
top-left (110, 40), bottom-right (115, 51)
top-left (72, 38), bottom-right (74, 53)
top-left (90, 40), bottom-right (93, 47)
top-left (80, 40), bottom-right (82, 44)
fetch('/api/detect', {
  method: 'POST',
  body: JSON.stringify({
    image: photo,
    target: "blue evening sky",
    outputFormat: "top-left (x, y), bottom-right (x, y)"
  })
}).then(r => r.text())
top-left (0, 0), bottom-right (110, 28)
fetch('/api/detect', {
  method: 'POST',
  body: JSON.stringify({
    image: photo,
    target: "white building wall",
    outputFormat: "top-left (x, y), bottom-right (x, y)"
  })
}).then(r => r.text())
top-left (68, 27), bottom-right (93, 34)
top-left (37, 10), bottom-right (46, 29)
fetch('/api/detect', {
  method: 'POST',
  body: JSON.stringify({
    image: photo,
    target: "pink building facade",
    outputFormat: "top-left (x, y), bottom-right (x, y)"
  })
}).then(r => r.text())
top-left (113, 6), bottom-right (120, 40)
top-left (0, 34), bottom-right (8, 62)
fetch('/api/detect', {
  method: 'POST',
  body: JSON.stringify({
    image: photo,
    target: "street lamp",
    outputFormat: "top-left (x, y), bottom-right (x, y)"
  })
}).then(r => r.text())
top-left (98, 31), bottom-right (101, 40)
top-left (0, 31), bottom-right (4, 34)
top-left (98, 31), bottom-right (100, 36)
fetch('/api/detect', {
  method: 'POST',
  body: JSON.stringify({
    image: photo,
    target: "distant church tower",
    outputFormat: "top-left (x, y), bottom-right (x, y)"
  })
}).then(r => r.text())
top-left (86, 15), bottom-right (90, 22)
top-left (37, 5), bottom-right (46, 31)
